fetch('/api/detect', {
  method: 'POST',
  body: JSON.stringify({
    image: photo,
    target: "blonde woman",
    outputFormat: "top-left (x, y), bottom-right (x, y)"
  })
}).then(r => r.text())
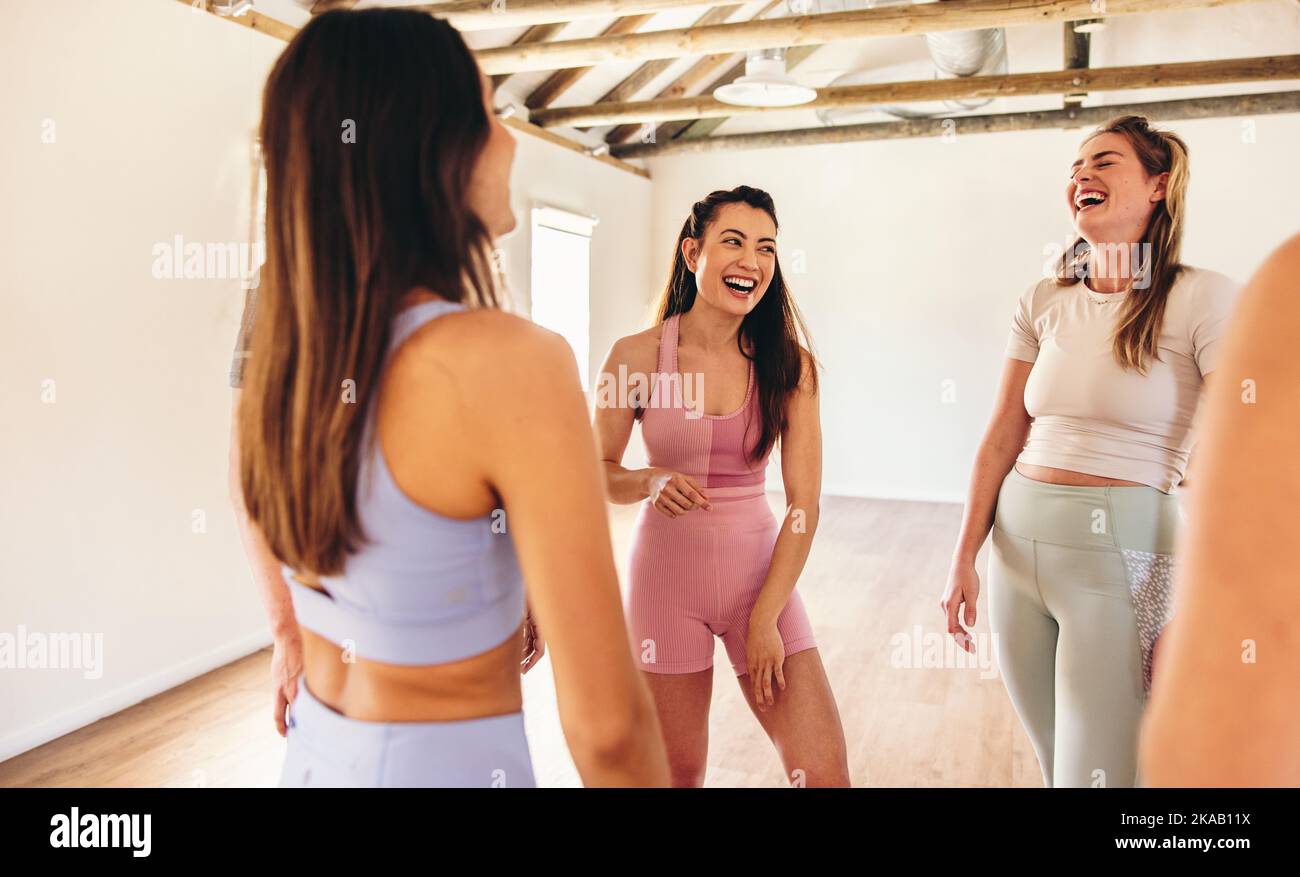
top-left (941, 116), bottom-right (1240, 788)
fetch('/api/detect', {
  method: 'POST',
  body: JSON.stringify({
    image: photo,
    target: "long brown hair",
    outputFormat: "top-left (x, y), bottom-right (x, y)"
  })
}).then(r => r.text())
top-left (1056, 115), bottom-right (1190, 373)
top-left (238, 9), bottom-right (503, 576)
top-left (648, 186), bottom-right (817, 463)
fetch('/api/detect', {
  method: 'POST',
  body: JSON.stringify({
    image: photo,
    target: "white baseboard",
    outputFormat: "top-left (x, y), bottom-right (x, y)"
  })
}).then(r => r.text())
top-left (0, 629), bottom-right (273, 766)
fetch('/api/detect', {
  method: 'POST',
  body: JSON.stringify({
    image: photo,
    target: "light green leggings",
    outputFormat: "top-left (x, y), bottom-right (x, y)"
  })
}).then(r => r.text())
top-left (989, 468), bottom-right (1181, 788)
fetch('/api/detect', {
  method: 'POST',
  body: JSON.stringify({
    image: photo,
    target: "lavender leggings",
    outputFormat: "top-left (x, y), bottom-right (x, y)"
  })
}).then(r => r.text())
top-left (279, 676), bottom-right (536, 788)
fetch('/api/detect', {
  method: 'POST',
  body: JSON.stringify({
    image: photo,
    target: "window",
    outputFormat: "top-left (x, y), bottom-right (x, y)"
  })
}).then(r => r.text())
top-left (529, 205), bottom-right (598, 389)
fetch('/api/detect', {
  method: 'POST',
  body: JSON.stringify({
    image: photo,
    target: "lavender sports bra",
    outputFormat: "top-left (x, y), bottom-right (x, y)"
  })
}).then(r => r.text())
top-left (281, 300), bottom-right (525, 665)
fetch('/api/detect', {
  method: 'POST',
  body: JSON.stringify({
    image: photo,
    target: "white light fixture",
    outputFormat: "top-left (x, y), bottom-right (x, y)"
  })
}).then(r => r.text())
top-left (713, 48), bottom-right (817, 108)
top-left (1073, 18), bottom-right (1108, 34)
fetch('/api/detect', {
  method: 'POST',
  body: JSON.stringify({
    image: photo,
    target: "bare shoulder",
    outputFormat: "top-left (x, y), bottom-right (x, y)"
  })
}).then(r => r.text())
top-left (1246, 232), bottom-right (1300, 303)
top-left (416, 306), bottom-right (562, 350)
top-left (796, 344), bottom-right (819, 394)
top-left (1273, 230), bottom-right (1300, 259)
top-left (401, 307), bottom-right (580, 399)
top-left (1219, 234), bottom-right (1300, 346)
top-left (603, 323), bottom-right (662, 374)
top-left (1182, 237), bottom-right (1300, 326)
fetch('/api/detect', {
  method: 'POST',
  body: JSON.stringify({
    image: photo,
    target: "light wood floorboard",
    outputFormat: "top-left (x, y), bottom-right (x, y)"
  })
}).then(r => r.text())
top-left (0, 495), bottom-right (1038, 788)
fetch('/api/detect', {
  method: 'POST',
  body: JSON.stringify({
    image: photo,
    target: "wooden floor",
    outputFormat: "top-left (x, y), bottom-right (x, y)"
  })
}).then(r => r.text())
top-left (0, 495), bottom-right (1039, 787)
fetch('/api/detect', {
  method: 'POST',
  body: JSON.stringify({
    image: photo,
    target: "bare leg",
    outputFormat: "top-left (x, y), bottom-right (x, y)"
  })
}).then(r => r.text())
top-left (736, 649), bottom-right (850, 787)
top-left (642, 668), bottom-right (713, 787)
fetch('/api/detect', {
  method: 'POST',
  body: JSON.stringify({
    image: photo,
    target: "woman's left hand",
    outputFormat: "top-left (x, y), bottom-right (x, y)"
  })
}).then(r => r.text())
top-left (746, 621), bottom-right (786, 711)
top-left (520, 612), bottom-right (545, 674)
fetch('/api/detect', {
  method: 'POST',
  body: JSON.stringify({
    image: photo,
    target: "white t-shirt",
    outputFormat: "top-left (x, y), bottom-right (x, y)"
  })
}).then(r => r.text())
top-left (1005, 266), bottom-right (1241, 493)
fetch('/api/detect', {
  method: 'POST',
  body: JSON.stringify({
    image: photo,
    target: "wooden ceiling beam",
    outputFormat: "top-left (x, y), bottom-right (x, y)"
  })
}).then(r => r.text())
top-left (475, 0), bottom-right (1264, 75)
top-left (535, 53), bottom-right (1300, 128)
top-left (409, 0), bottom-right (741, 32)
top-left (181, 0), bottom-right (299, 41)
top-left (501, 117), bottom-right (648, 177)
top-left (524, 14), bottom-right (655, 110)
top-left (492, 23), bottom-right (568, 91)
top-left (601, 0), bottom-right (780, 144)
top-left (176, 0), bottom-right (649, 179)
top-left (670, 43), bottom-right (821, 142)
top-left (611, 90), bottom-right (1300, 157)
top-left (585, 1), bottom-right (752, 133)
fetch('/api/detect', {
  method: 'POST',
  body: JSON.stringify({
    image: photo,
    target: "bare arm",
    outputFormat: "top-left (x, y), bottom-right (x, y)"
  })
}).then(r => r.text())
top-left (1140, 234), bottom-right (1300, 786)
top-left (745, 351), bottom-right (822, 705)
top-left (942, 358), bottom-right (1033, 650)
top-left (592, 339), bottom-right (654, 504)
top-left (593, 337), bottom-right (710, 514)
top-left (474, 322), bottom-right (669, 787)
top-left (228, 390), bottom-right (302, 736)
top-left (228, 392), bottom-right (295, 637)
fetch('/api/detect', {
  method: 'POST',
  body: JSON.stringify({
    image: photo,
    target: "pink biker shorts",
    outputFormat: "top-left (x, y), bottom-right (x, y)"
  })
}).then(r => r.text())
top-left (625, 487), bottom-right (817, 676)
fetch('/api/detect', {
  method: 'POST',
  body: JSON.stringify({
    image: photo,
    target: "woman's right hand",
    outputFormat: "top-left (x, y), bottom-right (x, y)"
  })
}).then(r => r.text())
top-left (941, 561), bottom-right (980, 655)
top-left (647, 468), bottom-right (712, 517)
top-left (271, 628), bottom-right (304, 737)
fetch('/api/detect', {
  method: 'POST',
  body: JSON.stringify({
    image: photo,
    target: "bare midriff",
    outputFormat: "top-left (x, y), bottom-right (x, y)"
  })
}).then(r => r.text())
top-left (293, 575), bottom-right (524, 723)
top-left (1015, 462), bottom-right (1148, 488)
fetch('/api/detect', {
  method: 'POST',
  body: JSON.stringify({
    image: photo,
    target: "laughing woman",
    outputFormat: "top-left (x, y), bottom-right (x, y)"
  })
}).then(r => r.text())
top-left (941, 116), bottom-right (1240, 788)
top-left (594, 186), bottom-right (850, 787)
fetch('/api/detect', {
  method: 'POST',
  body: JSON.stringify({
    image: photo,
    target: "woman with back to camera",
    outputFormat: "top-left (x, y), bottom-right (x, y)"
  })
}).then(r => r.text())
top-left (232, 8), bottom-right (668, 787)
top-left (1139, 232), bottom-right (1300, 787)
top-left (594, 186), bottom-right (850, 787)
top-left (940, 116), bottom-right (1240, 788)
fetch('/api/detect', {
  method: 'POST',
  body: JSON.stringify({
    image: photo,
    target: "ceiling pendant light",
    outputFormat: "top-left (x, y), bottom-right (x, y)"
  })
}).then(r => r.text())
top-left (1073, 19), bottom-right (1108, 34)
top-left (713, 48), bottom-right (817, 108)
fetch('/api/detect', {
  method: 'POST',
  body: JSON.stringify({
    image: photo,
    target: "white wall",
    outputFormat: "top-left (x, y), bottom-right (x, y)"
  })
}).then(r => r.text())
top-left (3, 0), bottom-right (1294, 765)
top-left (498, 135), bottom-right (654, 427)
top-left (0, 0), bottom-right (652, 761)
top-left (647, 113), bottom-right (1300, 502)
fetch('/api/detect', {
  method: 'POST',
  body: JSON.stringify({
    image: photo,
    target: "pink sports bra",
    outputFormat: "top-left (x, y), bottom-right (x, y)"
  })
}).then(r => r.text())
top-left (639, 312), bottom-right (768, 491)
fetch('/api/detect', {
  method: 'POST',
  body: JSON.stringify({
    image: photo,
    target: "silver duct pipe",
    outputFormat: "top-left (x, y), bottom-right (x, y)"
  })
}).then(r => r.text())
top-left (924, 26), bottom-right (1008, 111)
top-left (807, 0), bottom-right (1009, 122)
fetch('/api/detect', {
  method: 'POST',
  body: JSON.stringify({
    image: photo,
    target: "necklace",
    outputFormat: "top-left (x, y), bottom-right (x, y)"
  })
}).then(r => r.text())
top-left (1084, 279), bottom-right (1132, 303)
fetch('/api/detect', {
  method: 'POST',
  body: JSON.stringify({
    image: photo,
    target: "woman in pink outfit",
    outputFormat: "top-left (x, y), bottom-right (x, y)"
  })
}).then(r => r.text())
top-left (594, 186), bottom-right (849, 787)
